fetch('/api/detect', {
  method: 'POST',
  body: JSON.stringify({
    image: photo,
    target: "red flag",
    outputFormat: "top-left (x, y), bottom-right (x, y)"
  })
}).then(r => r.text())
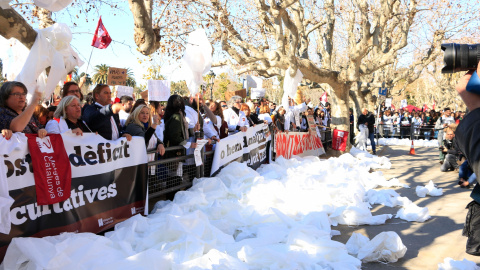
top-left (332, 129), bottom-right (349, 151)
top-left (391, 104), bottom-right (396, 110)
top-left (432, 100), bottom-right (436, 110)
top-left (423, 104), bottom-right (428, 111)
top-left (91, 17), bottom-right (112, 49)
top-left (26, 134), bottom-right (72, 205)
top-left (320, 92), bottom-right (328, 104)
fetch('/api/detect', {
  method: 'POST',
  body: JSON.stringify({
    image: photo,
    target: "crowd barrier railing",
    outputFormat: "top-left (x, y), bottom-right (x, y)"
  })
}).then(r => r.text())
top-left (374, 123), bottom-right (438, 141)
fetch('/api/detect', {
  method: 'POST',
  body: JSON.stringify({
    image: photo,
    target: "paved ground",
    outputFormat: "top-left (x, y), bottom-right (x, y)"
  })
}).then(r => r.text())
top-left (331, 145), bottom-right (480, 269)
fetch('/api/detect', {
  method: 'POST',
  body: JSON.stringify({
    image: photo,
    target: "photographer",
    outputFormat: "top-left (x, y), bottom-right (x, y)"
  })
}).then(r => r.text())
top-left (439, 126), bottom-right (459, 172)
top-left (455, 63), bottom-right (480, 256)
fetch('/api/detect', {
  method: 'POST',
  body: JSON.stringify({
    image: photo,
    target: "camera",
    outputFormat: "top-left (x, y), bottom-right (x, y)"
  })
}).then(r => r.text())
top-left (441, 43), bottom-right (480, 73)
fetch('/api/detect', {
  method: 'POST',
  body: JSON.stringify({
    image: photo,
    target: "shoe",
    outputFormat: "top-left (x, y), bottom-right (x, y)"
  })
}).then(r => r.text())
top-left (439, 161), bottom-right (444, 165)
top-left (373, 151), bottom-right (377, 155)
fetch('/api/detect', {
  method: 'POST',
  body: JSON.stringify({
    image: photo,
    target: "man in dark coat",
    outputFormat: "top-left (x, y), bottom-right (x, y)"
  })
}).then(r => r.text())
top-left (82, 84), bottom-right (131, 141)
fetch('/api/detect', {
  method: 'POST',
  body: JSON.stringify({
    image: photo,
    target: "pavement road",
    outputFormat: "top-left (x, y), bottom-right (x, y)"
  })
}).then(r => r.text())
top-left (331, 145), bottom-right (480, 269)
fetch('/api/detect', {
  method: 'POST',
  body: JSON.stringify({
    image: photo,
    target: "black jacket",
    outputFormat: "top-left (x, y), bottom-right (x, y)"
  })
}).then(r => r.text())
top-left (82, 103), bottom-right (122, 140)
top-left (456, 108), bottom-right (480, 179)
top-left (358, 113), bottom-right (375, 134)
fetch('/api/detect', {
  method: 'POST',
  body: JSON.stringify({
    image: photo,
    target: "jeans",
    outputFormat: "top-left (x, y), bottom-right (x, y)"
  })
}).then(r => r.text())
top-left (441, 154), bottom-right (458, 172)
top-left (369, 133), bottom-right (376, 153)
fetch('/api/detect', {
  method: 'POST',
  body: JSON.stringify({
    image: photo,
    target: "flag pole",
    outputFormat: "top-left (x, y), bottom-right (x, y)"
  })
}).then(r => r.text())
top-left (85, 46), bottom-right (94, 76)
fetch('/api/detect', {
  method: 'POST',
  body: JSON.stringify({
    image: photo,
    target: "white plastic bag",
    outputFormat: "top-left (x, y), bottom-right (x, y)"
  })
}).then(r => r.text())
top-left (346, 232), bottom-right (370, 256)
top-left (181, 29), bottom-right (212, 96)
top-left (416, 180), bottom-right (443, 197)
top-left (438, 257), bottom-right (480, 270)
top-left (355, 124), bottom-right (369, 151)
top-left (15, 23), bottom-right (83, 99)
top-left (357, 231), bottom-right (407, 263)
top-left (281, 67), bottom-right (303, 109)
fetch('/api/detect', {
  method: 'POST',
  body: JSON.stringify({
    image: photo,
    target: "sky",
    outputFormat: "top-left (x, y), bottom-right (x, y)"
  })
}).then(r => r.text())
top-left (0, 1), bottom-right (228, 88)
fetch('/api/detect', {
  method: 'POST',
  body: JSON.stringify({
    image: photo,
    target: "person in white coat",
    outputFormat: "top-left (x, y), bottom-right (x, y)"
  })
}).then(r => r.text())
top-left (222, 95), bottom-right (249, 134)
top-left (284, 97), bottom-right (309, 131)
top-left (45, 96), bottom-right (92, 135)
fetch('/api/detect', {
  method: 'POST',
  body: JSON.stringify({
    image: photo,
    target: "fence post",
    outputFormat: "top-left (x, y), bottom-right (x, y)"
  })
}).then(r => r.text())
top-left (196, 146), bottom-right (205, 178)
top-left (410, 122), bottom-right (413, 140)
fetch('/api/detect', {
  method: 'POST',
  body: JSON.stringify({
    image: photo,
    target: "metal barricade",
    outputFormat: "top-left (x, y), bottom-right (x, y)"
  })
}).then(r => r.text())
top-left (374, 123), bottom-right (437, 140)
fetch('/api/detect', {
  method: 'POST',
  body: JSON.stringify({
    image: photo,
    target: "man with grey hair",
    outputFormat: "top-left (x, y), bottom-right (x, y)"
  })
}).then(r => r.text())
top-left (223, 95), bottom-right (249, 133)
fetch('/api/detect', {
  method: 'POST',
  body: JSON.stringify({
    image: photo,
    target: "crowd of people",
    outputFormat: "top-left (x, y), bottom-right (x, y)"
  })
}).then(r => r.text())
top-left (0, 81), bottom-right (336, 161)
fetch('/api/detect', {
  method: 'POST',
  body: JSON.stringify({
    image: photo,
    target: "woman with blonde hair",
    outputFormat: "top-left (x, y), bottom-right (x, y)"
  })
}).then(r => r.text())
top-left (45, 96), bottom-right (91, 136)
top-left (125, 105), bottom-right (165, 156)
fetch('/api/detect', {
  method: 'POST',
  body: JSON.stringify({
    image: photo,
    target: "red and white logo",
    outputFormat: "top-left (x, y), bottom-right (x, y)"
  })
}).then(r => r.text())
top-left (36, 136), bottom-right (54, 154)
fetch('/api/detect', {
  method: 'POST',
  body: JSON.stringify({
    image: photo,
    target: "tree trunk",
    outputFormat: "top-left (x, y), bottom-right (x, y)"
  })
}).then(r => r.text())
top-left (329, 83), bottom-right (351, 155)
top-left (0, 8), bottom-right (36, 49)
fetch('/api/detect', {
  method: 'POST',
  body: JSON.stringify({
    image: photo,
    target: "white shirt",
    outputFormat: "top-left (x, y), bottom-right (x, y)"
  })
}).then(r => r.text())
top-left (204, 115), bottom-right (222, 139)
top-left (119, 110), bottom-right (130, 127)
top-left (185, 105), bottom-right (198, 129)
top-left (223, 108), bottom-right (249, 132)
top-left (95, 102), bottom-right (119, 140)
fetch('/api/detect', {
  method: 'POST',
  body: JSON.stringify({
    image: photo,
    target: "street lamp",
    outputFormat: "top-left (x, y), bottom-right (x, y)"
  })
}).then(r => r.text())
top-left (208, 70), bottom-right (215, 100)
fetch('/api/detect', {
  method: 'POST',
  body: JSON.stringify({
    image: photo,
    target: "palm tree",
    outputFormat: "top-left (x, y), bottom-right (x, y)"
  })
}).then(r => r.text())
top-left (92, 64), bottom-right (109, 85)
top-left (125, 68), bottom-right (136, 87)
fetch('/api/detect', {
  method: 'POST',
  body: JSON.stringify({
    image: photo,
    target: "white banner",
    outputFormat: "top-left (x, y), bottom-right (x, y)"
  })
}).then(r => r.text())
top-left (210, 124), bottom-right (270, 176)
top-left (251, 88), bottom-right (266, 99)
top-left (246, 75), bottom-right (263, 89)
top-left (116, 85), bottom-right (134, 98)
top-left (148, 80), bottom-right (171, 101)
top-left (5, 132), bottom-right (147, 191)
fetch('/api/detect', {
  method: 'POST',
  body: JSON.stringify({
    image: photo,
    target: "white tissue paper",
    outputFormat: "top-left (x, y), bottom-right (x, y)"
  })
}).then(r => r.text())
top-left (33, 0), bottom-right (73, 12)
top-left (438, 257), bottom-right (480, 270)
top-left (15, 23), bottom-right (84, 99)
top-left (3, 150), bottom-right (420, 269)
top-left (357, 231), bottom-right (407, 263)
top-left (416, 180), bottom-right (443, 198)
top-left (181, 29), bottom-right (212, 96)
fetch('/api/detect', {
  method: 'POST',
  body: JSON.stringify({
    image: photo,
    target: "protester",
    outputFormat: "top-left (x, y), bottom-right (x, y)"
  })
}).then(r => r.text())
top-left (349, 108), bottom-right (355, 144)
top-left (45, 96), bottom-right (91, 135)
top-left (125, 105), bottom-right (165, 156)
top-left (219, 100), bottom-right (228, 111)
top-left (163, 95), bottom-right (197, 156)
top-left (382, 110), bottom-right (393, 138)
top-left (132, 99), bottom-right (147, 112)
top-left (0, 81), bottom-right (47, 138)
top-left (241, 103), bottom-right (261, 127)
top-left (223, 95), bottom-right (249, 133)
top-left (440, 127), bottom-right (459, 172)
top-left (62, 81), bottom-right (84, 102)
top-left (285, 97), bottom-right (309, 132)
top-left (247, 101), bottom-right (263, 125)
top-left (258, 104), bottom-right (273, 124)
top-left (358, 108), bottom-right (376, 155)
top-left (207, 100), bottom-right (228, 139)
top-left (33, 105), bottom-right (49, 126)
top-left (118, 95), bottom-right (134, 128)
top-left (435, 107), bottom-right (455, 164)
top-left (82, 84), bottom-right (132, 141)
top-left (203, 100), bottom-right (223, 143)
top-left (274, 106), bottom-right (286, 132)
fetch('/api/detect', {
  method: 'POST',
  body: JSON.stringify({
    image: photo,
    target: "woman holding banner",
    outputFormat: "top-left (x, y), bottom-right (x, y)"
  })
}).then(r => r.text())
top-left (45, 96), bottom-right (92, 135)
top-left (0, 81), bottom-right (47, 138)
top-left (125, 105), bottom-right (165, 156)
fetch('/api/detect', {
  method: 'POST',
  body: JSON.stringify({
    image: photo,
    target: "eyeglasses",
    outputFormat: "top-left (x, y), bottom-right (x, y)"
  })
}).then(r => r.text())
top-left (10, 92), bottom-right (27, 98)
top-left (68, 90), bottom-right (80, 94)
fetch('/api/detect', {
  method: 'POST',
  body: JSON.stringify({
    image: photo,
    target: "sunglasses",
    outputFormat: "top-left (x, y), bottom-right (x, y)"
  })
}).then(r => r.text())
top-left (221, 105), bottom-right (228, 108)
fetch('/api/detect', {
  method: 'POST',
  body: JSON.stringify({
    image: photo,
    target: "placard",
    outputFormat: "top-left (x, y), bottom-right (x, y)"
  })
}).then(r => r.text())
top-left (251, 88), bottom-right (266, 99)
top-left (225, 89), bottom-right (247, 101)
top-left (116, 85), bottom-right (134, 98)
top-left (385, 98), bottom-right (392, 108)
top-left (107, 67), bottom-right (127, 86)
top-left (148, 80), bottom-right (171, 101)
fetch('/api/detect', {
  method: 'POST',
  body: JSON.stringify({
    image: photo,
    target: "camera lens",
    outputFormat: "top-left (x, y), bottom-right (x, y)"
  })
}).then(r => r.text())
top-left (441, 43), bottom-right (480, 73)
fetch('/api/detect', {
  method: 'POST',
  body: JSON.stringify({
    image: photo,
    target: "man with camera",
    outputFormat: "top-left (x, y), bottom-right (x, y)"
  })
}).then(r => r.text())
top-left (446, 43), bottom-right (480, 255)
top-left (439, 127), bottom-right (459, 172)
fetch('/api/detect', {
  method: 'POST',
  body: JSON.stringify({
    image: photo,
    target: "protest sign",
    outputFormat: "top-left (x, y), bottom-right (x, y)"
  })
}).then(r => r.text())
top-left (275, 132), bottom-right (325, 159)
top-left (107, 67), bottom-right (127, 86)
top-left (225, 89), bottom-right (247, 101)
top-left (147, 80), bottom-right (171, 101)
top-left (332, 129), bottom-right (349, 151)
top-left (251, 88), bottom-right (266, 99)
top-left (0, 133), bottom-right (148, 261)
top-left (116, 85), bottom-right (134, 98)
